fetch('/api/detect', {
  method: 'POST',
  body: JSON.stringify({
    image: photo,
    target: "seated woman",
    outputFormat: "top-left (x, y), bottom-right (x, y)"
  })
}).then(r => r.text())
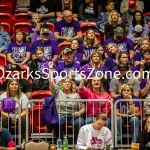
top-left (56, 0), bottom-right (79, 21)
top-left (83, 28), bottom-right (99, 63)
top-left (95, 44), bottom-right (106, 63)
top-left (7, 29), bottom-right (31, 67)
top-left (136, 115), bottom-right (150, 150)
top-left (78, 75), bottom-right (111, 128)
top-left (104, 10), bottom-right (122, 39)
top-left (115, 84), bottom-right (141, 143)
top-left (48, 62), bottom-right (85, 144)
top-left (134, 38), bottom-right (150, 66)
top-left (76, 113), bottom-right (113, 150)
top-left (31, 22), bottom-right (56, 44)
top-left (0, 118), bottom-right (16, 149)
top-left (127, 10), bottom-right (149, 51)
top-left (71, 39), bottom-right (87, 65)
top-left (79, 0), bottom-right (102, 23)
top-left (79, 50), bottom-right (107, 80)
top-left (0, 79), bottom-right (30, 143)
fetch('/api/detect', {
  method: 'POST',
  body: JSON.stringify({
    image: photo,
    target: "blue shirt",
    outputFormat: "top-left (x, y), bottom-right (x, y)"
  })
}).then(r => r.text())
top-left (0, 128), bottom-right (13, 147)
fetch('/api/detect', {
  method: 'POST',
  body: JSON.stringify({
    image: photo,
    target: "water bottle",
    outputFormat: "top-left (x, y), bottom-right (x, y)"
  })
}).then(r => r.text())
top-left (63, 137), bottom-right (68, 150)
top-left (106, 145), bottom-right (110, 150)
top-left (57, 137), bottom-right (62, 150)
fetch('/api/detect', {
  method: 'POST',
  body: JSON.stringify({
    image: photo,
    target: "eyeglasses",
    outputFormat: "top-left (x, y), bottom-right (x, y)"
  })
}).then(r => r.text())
top-left (64, 15), bottom-right (73, 18)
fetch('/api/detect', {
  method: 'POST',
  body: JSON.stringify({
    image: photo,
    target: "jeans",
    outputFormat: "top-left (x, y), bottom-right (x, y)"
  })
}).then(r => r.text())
top-left (117, 116), bottom-right (140, 142)
top-left (2, 115), bottom-right (27, 139)
top-left (53, 114), bottom-right (84, 144)
top-left (85, 116), bottom-right (111, 129)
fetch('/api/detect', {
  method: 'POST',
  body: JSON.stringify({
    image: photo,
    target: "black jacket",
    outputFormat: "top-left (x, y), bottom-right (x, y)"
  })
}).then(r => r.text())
top-left (137, 131), bottom-right (150, 150)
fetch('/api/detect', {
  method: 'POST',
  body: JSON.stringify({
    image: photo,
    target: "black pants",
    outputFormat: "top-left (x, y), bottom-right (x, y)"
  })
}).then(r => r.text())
top-left (2, 115), bottom-right (26, 139)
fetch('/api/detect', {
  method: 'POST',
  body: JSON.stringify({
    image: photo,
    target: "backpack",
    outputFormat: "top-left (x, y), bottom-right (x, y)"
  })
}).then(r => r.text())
top-left (2, 98), bottom-right (16, 113)
top-left (41, 96), bottom-right (59, 127)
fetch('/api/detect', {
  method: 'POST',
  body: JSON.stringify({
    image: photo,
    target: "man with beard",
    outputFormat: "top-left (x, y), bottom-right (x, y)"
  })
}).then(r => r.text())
top-left (31, 28), bottom-right (59, 63)
top-left (109, 64), bottom-right (140, 99)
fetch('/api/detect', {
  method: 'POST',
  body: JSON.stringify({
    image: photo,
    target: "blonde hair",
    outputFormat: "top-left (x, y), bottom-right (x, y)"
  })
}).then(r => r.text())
top-left (106, 43), bottom-right (117, 56)
top-left (140, 38), bottom-right (150, 50)
top-left (120, 84), bottom-right (133, 94)
top-left (108, 10), bottom-right (122, 25)
top-left (84, 29), bottom-right (98, 49)
top-left (62, 0), bottom-right (72, 11)
top-left (6, 79), bottom-right (22, 102)
top-left (36, 47), bottom-right (44, 54)
top-left (58, 77), bottom-right (77, 93)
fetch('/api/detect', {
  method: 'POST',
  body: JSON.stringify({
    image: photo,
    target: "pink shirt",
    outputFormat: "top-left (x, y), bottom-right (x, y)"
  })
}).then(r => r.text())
top-left (78, 88), bottom-right (111, 117)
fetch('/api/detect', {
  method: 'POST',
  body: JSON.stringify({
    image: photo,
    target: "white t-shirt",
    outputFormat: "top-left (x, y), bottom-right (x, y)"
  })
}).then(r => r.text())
top-left (76, 124), bottom-right (113, 150)
top-left (0, 92), bottom-right (30, 114)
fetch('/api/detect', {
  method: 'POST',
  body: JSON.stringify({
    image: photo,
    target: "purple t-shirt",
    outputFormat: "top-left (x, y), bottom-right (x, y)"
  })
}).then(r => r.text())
top-left (79, 64), bottom-right (108, 78)
top-left (7, 42), bottom-right (31, 63)
top-left (74, 52), bottom-right (83, 62)
top-left (134, 52), bottom-right (143, 62)
top-left (28, 25), bottom-right (35, 34)
top-left (31, 39), bottom-right (60, 61)
top-left (83, 46), bottom-right (95, 63)
top-left (105, 56), bottom-right (116, 70)
top-left (56, 60), bottom-right (81, 76)
top-left (103, 37), bottom-right (134, 54)
top-left (55, 19), bottom-right (81, 38)
top-left (115, 95), bottom-right (140, 114)
top-left (36, 59), bottom-right (49, 77)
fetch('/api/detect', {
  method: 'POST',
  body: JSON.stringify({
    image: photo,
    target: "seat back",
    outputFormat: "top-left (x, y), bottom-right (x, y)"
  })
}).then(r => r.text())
top-left (0, 5), bottom-right (12, 14)
top-left (0, 53), bottom-right (7, 67)
top-left (80, 22), bottom-right (96, 34)
top-left (24, 141), bottom-right (50, 150)
top-left (0, 13), bottom-right (11, 24)
top-left (58, 42), bottom-right (71, 53)
top-left (46, 23), bottom-right (54, 32)
top-left (13, 23), bottom-right (32, 33)
top-left (15, 13), bottom-right (30, 23)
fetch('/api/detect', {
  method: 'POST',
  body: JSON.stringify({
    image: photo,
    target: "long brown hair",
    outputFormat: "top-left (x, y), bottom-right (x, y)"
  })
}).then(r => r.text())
top-left (84, 28), bottom-right (98, 49)
top-left (86, 76), bottom-right (105, 93)
top-left (13, 29), bottom-right (26, 42)
top-left (6, 79), bottom-right (22, 101)
top-left (89, 50), bottom-right (103, 69)
top-left (62, 0), bottom-right (72, 11)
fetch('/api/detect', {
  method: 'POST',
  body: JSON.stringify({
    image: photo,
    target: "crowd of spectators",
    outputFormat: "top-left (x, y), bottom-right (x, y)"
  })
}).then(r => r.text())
top-left (0, 0), bottom-right (150, 149)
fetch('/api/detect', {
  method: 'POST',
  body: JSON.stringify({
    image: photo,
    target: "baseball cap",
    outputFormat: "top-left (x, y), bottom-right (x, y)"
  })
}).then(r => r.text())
top-left (8, 64), bottom-right (21, 71)
top-left (62, 47), bottom-right (73, 55)
top-left (115, 26), bottom-right (124, 38)
top-left (135, 24), bottom-right (142, 33)
top-left (128, 0), bottom-right (136, 7)
top-left (40, 28), bottom-right (49, 34)
top-left (118, 64), bottom-right (129, 71)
